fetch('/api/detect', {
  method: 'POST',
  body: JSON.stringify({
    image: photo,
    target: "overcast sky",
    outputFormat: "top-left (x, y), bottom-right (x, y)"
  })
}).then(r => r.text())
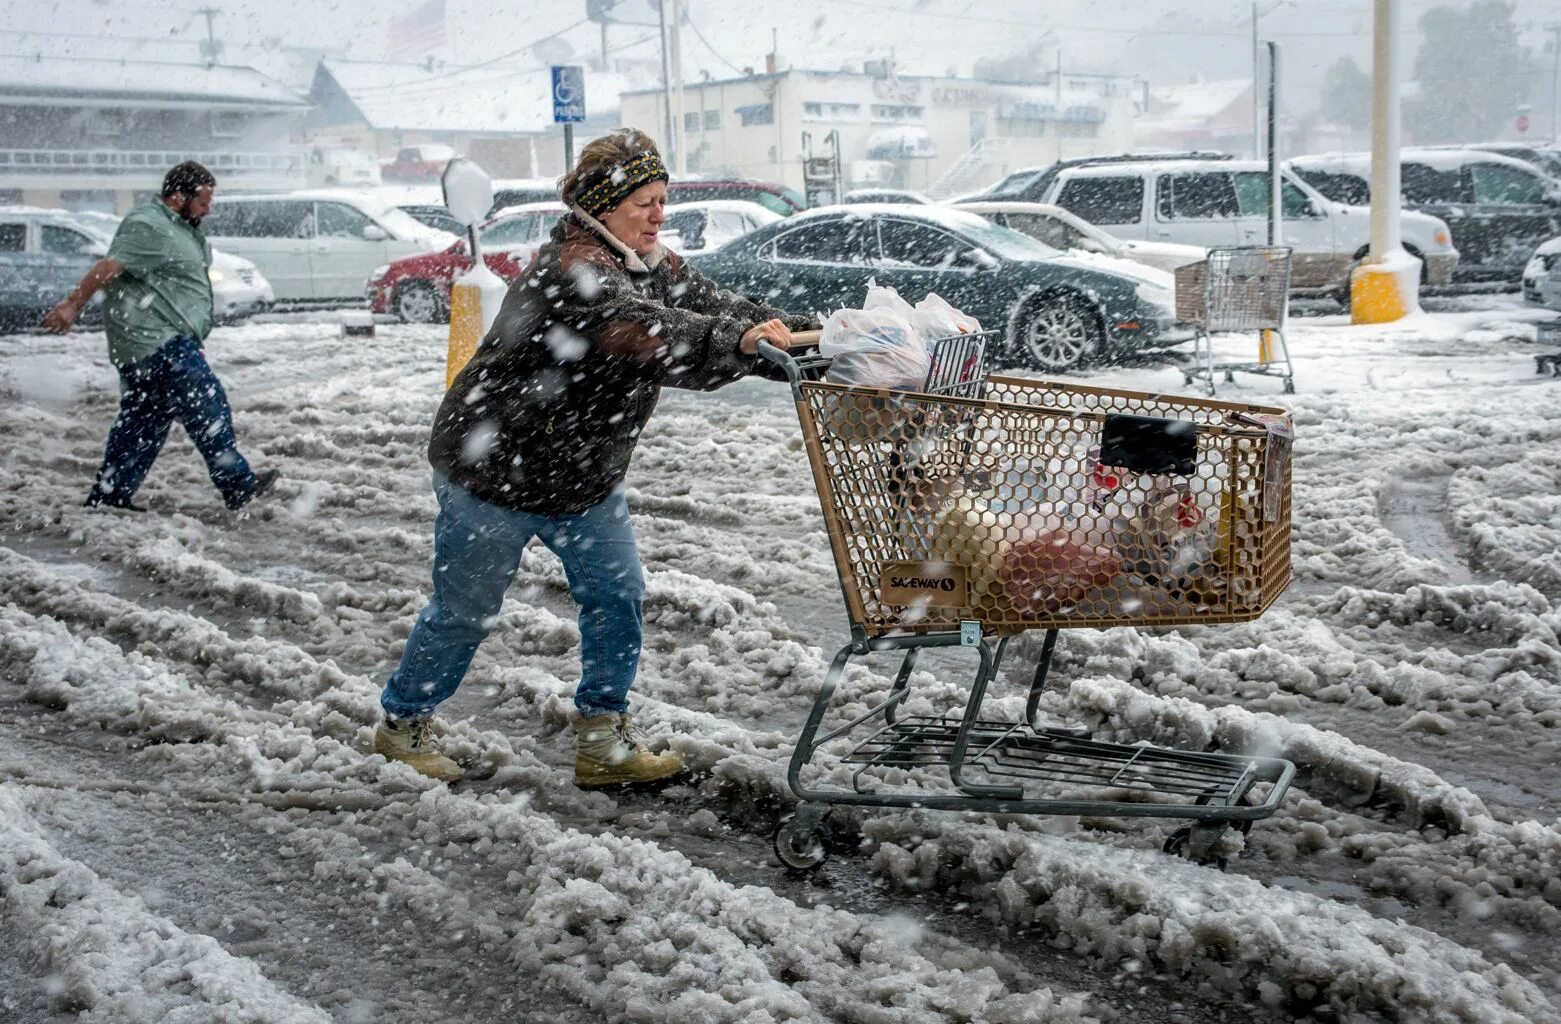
top-left (7, 0), bottom-right (1561, 110)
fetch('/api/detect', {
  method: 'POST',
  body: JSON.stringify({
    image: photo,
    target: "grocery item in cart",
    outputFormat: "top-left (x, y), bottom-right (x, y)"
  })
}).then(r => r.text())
top-left (817, 307), bottom-right (929, 390)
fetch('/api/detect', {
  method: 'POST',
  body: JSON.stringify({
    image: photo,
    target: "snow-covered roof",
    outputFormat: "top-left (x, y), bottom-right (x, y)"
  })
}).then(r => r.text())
top-left (0, 55), bottom-right (306, 109)
top-left (316, 58), bottom-right (630, 135)
top-left (1138, 79), bottom-right (1250, 134)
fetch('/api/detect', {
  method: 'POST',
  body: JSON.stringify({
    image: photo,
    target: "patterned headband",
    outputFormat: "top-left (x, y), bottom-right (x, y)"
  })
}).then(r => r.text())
top-left (573, 151), bottom-right (669, 217)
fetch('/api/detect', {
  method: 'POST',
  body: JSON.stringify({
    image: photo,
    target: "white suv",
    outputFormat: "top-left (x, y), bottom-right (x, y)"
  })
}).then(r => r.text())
top-left (201, 189), bottom-right (456, 301)
top-left (1042, 159), bottom-right (1458, 296)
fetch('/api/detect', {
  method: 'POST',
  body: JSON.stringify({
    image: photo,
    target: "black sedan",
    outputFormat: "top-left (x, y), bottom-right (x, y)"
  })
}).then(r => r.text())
top-left (687, 205), bottom-right (1183, 371)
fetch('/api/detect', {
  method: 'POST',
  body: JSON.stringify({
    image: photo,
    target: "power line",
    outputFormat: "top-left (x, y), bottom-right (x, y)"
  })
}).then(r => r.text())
top-left (684, 15), bottom-right (747, 75)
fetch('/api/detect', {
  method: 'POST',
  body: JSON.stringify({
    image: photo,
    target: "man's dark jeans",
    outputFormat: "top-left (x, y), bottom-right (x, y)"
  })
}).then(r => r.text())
top-left (87, 335), bottom-right (260, 509)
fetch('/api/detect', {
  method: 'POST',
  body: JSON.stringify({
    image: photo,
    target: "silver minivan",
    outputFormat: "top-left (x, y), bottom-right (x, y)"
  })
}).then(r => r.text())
top-left (201, 189), bottom-right (455, 301)
top-left (1042, 159), bottom-right (1459, 297)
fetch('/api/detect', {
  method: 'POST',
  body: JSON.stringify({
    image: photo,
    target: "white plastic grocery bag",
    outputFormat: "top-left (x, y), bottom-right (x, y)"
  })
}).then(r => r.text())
top-left (819, 307), bottom-right (931, 391)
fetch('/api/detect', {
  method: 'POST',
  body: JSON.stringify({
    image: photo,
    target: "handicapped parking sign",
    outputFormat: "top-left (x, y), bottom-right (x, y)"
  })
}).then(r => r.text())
top-left (552, 65), bottom-right (586, 123)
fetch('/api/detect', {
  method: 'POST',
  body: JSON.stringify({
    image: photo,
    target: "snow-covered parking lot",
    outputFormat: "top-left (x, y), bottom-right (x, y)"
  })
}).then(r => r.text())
top-left (2, 297), bottom-right (1560, 1023)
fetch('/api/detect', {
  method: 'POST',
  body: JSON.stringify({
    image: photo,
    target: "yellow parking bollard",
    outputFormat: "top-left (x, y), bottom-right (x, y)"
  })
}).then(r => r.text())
top-left (1350, 253), bottom-right (1421, 325)
top-left (446, 280), bottom-right (483, 390)
top-left (444, 263), bottom-right (508, 390)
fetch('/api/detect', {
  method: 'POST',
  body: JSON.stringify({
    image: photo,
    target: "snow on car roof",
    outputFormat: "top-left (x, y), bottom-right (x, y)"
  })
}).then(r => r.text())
top-left (790, 203), bottom-right (994, 233)
top-left (1056, 158), bottom-right (1274, 178)
top-left (486, 201), bottom-right (568, 222)
top-left (1289, 148), bottom-right (1547, 174)
top-left (662, 199), bottom-right (782, 217)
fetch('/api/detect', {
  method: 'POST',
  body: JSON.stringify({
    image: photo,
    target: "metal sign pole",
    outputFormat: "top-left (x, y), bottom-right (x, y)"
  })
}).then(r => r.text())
top-left (564, 123), bottom-right (574, 171)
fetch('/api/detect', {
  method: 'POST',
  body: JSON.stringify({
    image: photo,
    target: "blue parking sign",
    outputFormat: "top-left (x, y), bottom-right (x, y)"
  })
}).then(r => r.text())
top-left (552, 66), bottom-right (586, 123)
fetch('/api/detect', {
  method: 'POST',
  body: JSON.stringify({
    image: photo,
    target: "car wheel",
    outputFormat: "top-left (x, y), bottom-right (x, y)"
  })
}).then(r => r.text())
top-left (393, 280), bottom-right (445, 324)
top-left (1008, 291), bottom-right (1104, 372)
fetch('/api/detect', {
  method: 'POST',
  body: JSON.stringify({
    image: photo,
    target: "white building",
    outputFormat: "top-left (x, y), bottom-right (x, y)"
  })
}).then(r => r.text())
top-left (619, 65), bottom-right (1136, 201)
top-left (0, 56), bottom-right (308, 213)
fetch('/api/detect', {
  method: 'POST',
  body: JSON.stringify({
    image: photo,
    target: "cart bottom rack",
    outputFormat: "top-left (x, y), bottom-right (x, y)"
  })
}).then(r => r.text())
top-left (774, 626), bottom-right (1295, 871)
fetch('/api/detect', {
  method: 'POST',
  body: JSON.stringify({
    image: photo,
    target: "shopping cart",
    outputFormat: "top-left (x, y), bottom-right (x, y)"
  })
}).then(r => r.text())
top-left (759, 329), bottom-right (1296, 871)
top-left (1176, 246), bottom-right (1295, 396)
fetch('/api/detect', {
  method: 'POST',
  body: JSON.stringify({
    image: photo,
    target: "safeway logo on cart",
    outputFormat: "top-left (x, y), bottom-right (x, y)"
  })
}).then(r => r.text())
top-left (880, 561), bottom-right (968, 607)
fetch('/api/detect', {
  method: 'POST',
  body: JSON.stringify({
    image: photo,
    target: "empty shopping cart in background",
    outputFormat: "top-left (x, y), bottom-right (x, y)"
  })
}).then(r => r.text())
top-left (1176, 246), bottom-right (1294, 395)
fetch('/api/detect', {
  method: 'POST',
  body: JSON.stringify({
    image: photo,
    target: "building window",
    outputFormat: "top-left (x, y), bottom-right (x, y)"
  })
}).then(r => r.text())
top-left (84, 109), bottom-right (127, 137)
top-left (870, 104), bottom-right (924, 122)
top-left (996, 118), bottom-right (1047, 138)
top-left (684, 111), bottom-right (701, 132)
top-left (703, 109), bottom-right (720, 130)
top-left (736, 103), bottom-right (773, 127)
top-left (211, 111), bottom-right (244, 138)
top-left (803, 101), bottom-right (862, 122)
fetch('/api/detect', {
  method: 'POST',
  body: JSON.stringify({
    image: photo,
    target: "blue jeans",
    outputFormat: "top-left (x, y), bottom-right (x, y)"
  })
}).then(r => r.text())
top-left (88, 335), bottom-right (258, 509)
top-left (380, 474), bottom-right (645, 721)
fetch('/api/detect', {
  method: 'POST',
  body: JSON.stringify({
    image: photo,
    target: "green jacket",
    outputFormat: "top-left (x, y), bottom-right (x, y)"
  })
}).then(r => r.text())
top-left (103, 201), bottom-right (214, 366)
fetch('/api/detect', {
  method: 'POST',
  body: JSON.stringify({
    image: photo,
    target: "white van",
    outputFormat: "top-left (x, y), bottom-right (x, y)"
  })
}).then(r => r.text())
top-left (1042, 159), bottom-right (1458, 296)
top-left (201, 190), bottom-right (456, 301)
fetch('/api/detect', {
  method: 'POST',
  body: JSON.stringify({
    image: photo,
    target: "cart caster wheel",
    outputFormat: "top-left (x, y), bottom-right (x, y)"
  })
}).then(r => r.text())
top-left (1283, 379), bottom-right (1295, 394)
top-left (773, 814), bottom-right (831, 872)
top-left (1182, 374), bottom-right (1193, 386)
top-left (1162, 825), bottom-right (1229, 870)
top-left (1223, 370), bottom-right (1236, 383)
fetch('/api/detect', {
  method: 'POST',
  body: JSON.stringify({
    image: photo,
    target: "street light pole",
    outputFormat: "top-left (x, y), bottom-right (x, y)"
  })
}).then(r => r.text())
top-left (1351, 0), bottom-right (1419, 323)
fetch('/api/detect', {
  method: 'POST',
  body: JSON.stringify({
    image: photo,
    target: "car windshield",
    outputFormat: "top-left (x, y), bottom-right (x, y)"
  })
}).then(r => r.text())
top-left (371, 204), bottom-right (438, 239)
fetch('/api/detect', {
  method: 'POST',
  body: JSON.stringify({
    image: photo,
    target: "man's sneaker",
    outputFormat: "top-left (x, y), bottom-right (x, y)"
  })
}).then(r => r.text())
top-left (228, 468), bottom-right (280, 511)
top-left (83, 493), bottom-right (148, 512)
top-left (373, 716), bottom-right (463, 782)
top-left (572, 712), bottom-right (684, 787)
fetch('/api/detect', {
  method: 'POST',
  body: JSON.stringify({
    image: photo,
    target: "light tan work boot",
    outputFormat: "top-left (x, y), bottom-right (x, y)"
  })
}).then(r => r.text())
top-left (373, 716), bottom-right (463, 783)
top-left (572, 712), bottom-right (684, 787)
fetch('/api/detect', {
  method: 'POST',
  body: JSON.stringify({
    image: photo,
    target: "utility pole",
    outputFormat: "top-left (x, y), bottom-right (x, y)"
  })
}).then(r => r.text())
top-left (657, 0), bottom-right (674, 162)
top-left (1252, 1), bottom-right (1261, 158)
top-left (670, 0), bottom-right (685, 176)
top-left (1548, 23), bottom-right (1561, 144)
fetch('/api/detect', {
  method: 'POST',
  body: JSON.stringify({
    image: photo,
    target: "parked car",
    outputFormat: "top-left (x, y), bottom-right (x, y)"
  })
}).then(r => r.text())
top-left (0, 206), bottom-right (273, 329)
top-left (379, 144), bottom-right (457, 183)
top-left (668, 178), bottom-right (808, 216)
top-left (1432, 143), bottom-right (1561, 182)
top-left (953, 201), bottom-right (1205, 275)
top-left (687, 204), bottom-right (1184, 372)
top-left (367, 201), bottom-right (565, 322)
top-left (660, 200), bottom-right (780, 255)
top-left (1288, 149), bottom-right (1559, 282)
top-left (958, 151), bottom-right (1234, 204)
top-left (841, 188), bottom-right (933, 205)
top-left (487, 177), bottom-right (558, 215)
top-left (1041, 159), bottom-right (1459, 298)
top-left (307, 146), bottom-right (382, 188)
top-left (201, 190), bottom-right (456, 302)
top-left (1522, 236), bottom-right (1561, 309)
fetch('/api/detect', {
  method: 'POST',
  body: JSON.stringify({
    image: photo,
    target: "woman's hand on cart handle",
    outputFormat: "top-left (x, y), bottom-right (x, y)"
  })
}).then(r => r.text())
top-left (741, 319), bottom-right (797, 355)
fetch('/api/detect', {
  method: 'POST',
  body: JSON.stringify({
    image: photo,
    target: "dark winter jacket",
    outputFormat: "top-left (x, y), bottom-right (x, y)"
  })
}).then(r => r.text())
top-left (427, 211), bottom-right (815, 515)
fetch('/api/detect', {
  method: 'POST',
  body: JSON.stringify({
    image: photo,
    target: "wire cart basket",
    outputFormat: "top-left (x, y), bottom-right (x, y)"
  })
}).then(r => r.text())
top-left (1176, 246), bottom-right (1295, 396)
top-left (759, 329), bottom-right (1296, 871)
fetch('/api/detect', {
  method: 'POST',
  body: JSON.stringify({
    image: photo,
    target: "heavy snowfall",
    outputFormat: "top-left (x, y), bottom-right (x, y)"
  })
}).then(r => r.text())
top-left (2, 295), bottom-right (1559, 1023)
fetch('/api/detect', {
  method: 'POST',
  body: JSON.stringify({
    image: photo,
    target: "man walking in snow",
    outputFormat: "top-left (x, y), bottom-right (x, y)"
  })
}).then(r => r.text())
top-left (43, 160), bottom-right (277, 512)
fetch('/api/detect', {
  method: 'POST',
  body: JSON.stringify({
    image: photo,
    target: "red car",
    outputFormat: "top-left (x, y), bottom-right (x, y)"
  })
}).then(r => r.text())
top-left (367, 202), bottom-right (566, 323)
